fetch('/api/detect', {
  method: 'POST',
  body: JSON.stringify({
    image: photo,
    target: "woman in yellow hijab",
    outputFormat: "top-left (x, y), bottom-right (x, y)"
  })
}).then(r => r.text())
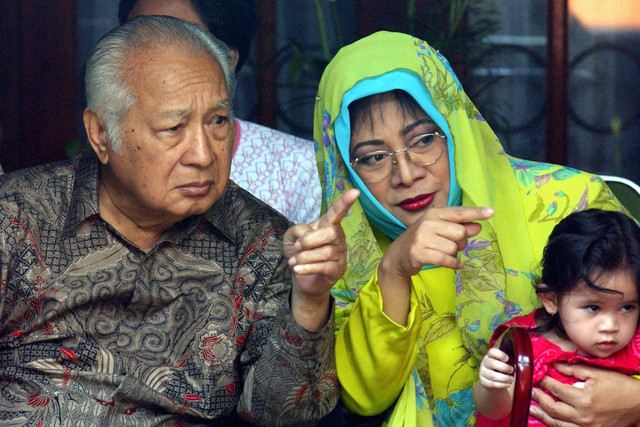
top-left (314, 31), bottom-right (639, 426)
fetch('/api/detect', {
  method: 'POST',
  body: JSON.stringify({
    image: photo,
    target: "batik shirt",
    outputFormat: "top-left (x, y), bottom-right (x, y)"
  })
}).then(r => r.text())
top-left (0, 152), bottom-right (337, 426)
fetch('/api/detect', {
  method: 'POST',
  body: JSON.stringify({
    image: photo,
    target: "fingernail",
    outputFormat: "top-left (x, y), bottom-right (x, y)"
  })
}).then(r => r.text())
top-left (483, 207), bottom-right (494, 216)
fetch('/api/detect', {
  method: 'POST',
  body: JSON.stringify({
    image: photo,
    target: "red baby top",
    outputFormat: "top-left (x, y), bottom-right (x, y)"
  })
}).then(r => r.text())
top-left (477, 309), bottom-right (640, 426)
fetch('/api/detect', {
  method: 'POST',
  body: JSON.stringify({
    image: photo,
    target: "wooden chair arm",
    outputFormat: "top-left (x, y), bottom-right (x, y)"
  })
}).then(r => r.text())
top-left (498, 326), bottom-right (534, 427)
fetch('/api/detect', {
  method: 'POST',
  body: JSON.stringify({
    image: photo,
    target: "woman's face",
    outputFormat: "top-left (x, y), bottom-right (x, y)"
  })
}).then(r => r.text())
top-left (349, 93), bottom-right (450, 227)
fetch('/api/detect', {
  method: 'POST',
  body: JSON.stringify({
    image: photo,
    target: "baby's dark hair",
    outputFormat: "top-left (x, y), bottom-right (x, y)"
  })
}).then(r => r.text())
top-left (534, 209), bottom-right (640, 335)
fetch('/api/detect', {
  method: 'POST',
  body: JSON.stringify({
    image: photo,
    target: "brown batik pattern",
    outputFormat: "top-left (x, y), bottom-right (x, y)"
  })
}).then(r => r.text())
top-left (0, 152), bottom-right (337, 426)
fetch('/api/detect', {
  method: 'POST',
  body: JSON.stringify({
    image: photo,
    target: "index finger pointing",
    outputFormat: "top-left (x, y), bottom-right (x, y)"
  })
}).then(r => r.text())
top-left (318, 189), bottom-right (360, 227)
top-left (436, 206), bottom-right (494, 223)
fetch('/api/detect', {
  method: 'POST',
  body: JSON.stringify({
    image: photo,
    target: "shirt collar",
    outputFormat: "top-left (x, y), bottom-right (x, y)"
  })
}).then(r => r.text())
top-left (61, 151), bottom-right (237, 245)
top-left (201, 181), bottom-right (240, 243)
top-left (62, 150), bottom-right (101, 238)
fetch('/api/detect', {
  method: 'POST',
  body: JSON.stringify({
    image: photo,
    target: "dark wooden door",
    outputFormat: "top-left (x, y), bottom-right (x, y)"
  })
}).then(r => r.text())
top-left (0, 1), bottom-right (78, 173)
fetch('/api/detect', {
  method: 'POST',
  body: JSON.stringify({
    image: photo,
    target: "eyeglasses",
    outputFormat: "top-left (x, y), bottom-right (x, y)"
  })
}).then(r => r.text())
top-left (350, 132), bottom-right (446, 183)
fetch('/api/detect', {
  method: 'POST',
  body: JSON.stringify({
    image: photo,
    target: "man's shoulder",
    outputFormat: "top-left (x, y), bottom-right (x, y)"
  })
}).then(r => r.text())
top-left (0, 158), bottom-right (78, 218)
top-left (226, 180), bottom-right (291, 220)
top-left (236, 119), bottom-right (314, 151)
top-left (207, 181), bottom-right (292, 240)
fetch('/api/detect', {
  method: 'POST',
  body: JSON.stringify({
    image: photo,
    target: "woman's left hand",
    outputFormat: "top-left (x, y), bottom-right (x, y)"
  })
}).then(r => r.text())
top-left (530, 362), bottom-right (640, 426)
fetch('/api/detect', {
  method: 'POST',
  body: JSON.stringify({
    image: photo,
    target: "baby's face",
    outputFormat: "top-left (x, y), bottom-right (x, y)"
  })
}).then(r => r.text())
top-left (559, 269), bottom-right (639, 358)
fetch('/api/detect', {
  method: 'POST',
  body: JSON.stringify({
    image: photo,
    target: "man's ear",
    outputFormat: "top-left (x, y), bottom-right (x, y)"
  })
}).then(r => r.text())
top-left (537, 283), bottom-right (559, 315)
top-left (229, 48), bottom-right (240, 70)
top-left (83, 108), bottom-right (110, 165)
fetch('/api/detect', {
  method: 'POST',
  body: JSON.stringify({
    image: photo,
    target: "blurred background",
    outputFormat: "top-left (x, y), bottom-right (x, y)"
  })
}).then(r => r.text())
top-left (1, 0), bottom-right (639, 184)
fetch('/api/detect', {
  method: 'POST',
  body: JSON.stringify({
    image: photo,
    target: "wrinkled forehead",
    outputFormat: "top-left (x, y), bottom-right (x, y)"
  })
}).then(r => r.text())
top-left (124, 44), bottom-right (226, 101)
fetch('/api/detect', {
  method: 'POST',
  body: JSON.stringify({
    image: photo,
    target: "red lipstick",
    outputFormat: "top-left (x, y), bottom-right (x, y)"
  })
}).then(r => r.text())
top-left (398, 193), bottom-right (435, 212)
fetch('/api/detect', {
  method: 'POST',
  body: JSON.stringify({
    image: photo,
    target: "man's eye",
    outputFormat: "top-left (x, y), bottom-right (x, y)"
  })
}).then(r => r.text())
top-left (212, 116), bottom-right (228, 126)
top-left (586, 305), bottom-right (599, 312)
top-left (165, 124), bottom-right (183, 132)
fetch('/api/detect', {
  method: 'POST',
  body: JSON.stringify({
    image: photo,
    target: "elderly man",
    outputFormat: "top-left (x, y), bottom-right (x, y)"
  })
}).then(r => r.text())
top-left (0, 16), bottom-right (356, 426)
top-left (118, 0), bottom-right (322, 225)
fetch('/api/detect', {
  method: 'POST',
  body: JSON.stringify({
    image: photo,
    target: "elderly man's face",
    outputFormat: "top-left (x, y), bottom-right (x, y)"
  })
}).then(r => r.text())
top-left (103, 45), bottom-right (233, 225)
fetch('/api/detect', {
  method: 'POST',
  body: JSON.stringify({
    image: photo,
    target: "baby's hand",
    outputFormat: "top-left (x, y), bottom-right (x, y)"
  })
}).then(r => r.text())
top-left (478, 348), bottom-right (515, 389)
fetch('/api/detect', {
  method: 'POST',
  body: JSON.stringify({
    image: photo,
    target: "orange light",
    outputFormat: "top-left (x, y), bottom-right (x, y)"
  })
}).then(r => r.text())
top-left (569, 0), bottom-right (640, 31)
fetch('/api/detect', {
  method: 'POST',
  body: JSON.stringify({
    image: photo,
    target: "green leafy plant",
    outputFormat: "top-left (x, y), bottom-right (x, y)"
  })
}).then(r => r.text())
top-left (272, 0), bottom-right (507, 135)
top-left (378, 0), bottom-right (502, 101)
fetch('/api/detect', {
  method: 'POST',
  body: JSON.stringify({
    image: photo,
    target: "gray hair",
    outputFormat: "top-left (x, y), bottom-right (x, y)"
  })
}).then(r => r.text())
top-left (85, 15), bottom-right (237, 153)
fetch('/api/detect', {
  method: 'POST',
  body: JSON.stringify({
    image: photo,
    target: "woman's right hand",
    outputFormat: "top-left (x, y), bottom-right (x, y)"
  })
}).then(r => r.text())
top-left (381, 206), bottom-right (494, 278)
top-left (376, 206), bottom-right (493, 325)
